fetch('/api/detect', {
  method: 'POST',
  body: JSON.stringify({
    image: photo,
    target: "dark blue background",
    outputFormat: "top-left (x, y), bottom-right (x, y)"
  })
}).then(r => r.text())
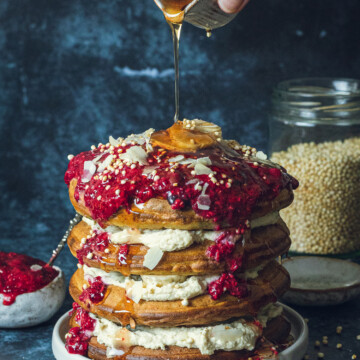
top-left (1, 0), bottom-right (360, 359)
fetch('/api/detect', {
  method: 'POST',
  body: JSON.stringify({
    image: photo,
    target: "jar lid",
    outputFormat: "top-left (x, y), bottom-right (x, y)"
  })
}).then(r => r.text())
top-left (272, 78), bottom-right (360, 125)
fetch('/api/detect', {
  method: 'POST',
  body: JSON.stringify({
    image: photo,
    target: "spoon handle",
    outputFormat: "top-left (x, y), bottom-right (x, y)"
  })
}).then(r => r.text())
top-left (48, 213), bottom-right (82, 267)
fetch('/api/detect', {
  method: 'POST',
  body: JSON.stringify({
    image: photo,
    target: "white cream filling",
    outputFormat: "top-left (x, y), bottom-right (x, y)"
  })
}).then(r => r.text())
top-left (83, 265), bottom-right (262, 303)
top-left (89, 303), bottom-right (282, 357)
top-left (82, 211), bottom-right (280, 253)
top-left (84, 265), bottom-right (215, 303)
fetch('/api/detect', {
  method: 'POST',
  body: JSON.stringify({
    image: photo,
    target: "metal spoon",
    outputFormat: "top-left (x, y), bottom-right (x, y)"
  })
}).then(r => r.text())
top-left (182, 0), bottom-right (239, 30)
top-left (47, 213), bottom-right (82, 266)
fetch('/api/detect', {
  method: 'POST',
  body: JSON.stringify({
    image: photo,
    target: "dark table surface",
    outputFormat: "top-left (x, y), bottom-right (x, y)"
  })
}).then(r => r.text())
top-left (1, 0), bottom-right (360, 359)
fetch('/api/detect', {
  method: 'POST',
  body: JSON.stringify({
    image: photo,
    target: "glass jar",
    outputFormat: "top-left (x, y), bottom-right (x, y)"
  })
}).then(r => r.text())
top-left (269, 78), bottom-right (360, 258)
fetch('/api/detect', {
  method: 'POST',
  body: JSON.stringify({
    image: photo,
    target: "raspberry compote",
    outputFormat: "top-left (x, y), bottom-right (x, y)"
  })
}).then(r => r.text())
top-left (65, 302), bottom-right (96, 355)
top-left (76, 230), bottom-right (109, 265)
top-left (79, 276), bottom-right (107, 306)
top-left (64, 124), bottom-right (298, 228)
top-left (208, 272), bottom-right (248, 300)
top-left (0, 252), bottom-right (59, 306)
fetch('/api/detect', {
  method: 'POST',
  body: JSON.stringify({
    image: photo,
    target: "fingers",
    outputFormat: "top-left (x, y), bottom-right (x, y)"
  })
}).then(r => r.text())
top-left (218, 0), bottom-right (250, 14)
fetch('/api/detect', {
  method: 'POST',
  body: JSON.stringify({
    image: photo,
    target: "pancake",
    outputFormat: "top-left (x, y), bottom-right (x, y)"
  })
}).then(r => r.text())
top-left (68, 221), bottom-right (290, 276)
top-left (65, 121), bottom-right (298, 230)
top-left (69, 260), bottom-right (290, 327)
top-left (68, 313), bottom-right (291, 360)
top-left (63, 121), bottom-right (298, 359)
top-left (69, 180), bottom-right (294, 231)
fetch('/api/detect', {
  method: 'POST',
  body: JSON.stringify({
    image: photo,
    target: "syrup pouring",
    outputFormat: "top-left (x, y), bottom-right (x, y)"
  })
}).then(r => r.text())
top-left (153, 0), bottom-right (248, 122)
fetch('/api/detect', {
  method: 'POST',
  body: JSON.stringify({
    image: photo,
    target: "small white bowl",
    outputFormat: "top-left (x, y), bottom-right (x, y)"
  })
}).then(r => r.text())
top-left (0, 266), bottom-right (66, 328)
top-left (52, 303), bottom-right (308, 360)
top-left (282, 256), bottom-right (360, 306)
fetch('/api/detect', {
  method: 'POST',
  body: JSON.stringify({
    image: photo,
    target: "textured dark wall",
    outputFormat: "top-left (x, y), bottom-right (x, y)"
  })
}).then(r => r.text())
top-left (1, 0), bottom-right (360, 236)
top-left (0, 1), bottom-right (360, 358)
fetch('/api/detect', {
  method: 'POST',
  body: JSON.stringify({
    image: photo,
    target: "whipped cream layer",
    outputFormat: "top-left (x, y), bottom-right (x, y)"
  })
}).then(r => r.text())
top-left (82, 211), bottom-right (280, 253)
top-left (83, 265), bottom-right (262, 303)
top-left (89, 303), bottom-right (283, 357)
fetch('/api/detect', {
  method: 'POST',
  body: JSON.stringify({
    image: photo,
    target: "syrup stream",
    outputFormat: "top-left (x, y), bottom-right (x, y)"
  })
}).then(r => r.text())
top-left (168, 21), bottom-right (182, 123)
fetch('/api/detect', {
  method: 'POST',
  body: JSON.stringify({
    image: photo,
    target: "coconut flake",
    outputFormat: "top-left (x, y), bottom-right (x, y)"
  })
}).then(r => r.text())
top-left (201, 182), bottom-right (209, 195)
top-left (97, 155), bottom-right (114, 173)
top-left (179, 158), bottom-right (196, 166)
top-left (178, 157), bottom-right (212, 169)
top-left (168, 155), bottom-right (185, 163)
top-left (124, 128), bottom-right (155, 146)
top-left (194, 163), bottom-right (213, 175)
top-left (186, 178), bottom-right (199, 185)
top-left (119, 146), bottom-right (148, 165)
top-left (144, 128), bottom-right (155, 153)
top-left (109, 135), bottom-right (120, 147)
top-left (146, 142), bottom-right (153, 153)
top-left (125, 134), bottom-right (145, 145)
top-left (128, 281), bottom-right (142, 304)
top-left (197, 182), bottom-right (211, 210)
top-left (134, 199), bottom-right (145, 210)
top-left (92, 154), bottom-right (104, 163)
top-left (142, 165), bottom-right (159, 175)
top-left (197, 157), bottom-right (212, 166)
top-left (197, 203), bottom-right (210, 211)
top-left (82, 161), bottom-right (96, 182)
top-left (197, 195), bottom-right (211, 211)
top-left (143, 247), bottom-right (164, 270)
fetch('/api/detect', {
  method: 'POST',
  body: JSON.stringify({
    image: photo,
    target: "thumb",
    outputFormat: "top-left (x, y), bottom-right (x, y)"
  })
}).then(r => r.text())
top-left (218, 0), bottom-right (250, 14)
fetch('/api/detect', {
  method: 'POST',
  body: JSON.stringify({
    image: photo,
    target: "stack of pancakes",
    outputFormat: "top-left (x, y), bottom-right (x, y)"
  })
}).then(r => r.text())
top-left (64, 120), bottom-right (298, 359)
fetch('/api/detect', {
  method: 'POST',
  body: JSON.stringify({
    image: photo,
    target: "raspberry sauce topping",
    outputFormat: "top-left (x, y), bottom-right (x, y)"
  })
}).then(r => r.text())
top-left (208, 273), bottom-right (248, 300)
top-left (0, 252), bottom-right (59, 306)
top-left (79, 276), bottom-right (108, 306)
top-left (65, 303), bottom-right (96, 355)
top-left (205, 230), bottom-right (247, 299)
top-left (64, 122), bottom-right (297, 228)
top-left (76, 230), bottom-right (110, 265)
top-left (118, 244), bottom-right (129, 264)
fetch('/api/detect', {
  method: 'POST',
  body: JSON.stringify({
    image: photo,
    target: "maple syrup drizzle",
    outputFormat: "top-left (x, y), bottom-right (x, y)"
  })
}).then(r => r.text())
top-left (168, 21), bottom-right (182, 122)
top-left (154, 0), bottom-right (193, 122)
top-left (113, 287), bottom-right (135, 327)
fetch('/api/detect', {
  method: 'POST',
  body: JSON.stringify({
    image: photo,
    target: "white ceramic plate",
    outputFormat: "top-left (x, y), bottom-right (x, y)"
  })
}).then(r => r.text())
top-left (282, 256), bottom-right (360, 306)
top-left (52, 303), bottom-right (308, 360)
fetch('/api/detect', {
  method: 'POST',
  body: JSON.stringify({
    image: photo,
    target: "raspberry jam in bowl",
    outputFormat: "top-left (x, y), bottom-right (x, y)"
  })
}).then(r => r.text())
top-left (0, 251), bottom-right (66, 328)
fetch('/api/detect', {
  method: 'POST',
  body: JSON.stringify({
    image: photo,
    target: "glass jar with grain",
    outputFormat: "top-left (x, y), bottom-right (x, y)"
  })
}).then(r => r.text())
top-left (270, 78), bottom-right (360, 257)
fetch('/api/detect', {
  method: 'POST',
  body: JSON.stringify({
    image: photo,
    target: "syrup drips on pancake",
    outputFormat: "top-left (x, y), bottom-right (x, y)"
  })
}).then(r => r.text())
top-left (75, 228), bottom-right (142, 276)
top-left (113, 287), bottom-right (135, 327)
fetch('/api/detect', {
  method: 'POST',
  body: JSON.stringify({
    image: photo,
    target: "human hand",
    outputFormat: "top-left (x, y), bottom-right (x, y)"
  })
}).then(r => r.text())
top-left (218, 0), bottom-right (250, 14)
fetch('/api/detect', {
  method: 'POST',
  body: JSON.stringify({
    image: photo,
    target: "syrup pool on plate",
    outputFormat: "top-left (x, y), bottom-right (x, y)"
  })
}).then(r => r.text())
top-left (0, 251), bottom-right (59, 305)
